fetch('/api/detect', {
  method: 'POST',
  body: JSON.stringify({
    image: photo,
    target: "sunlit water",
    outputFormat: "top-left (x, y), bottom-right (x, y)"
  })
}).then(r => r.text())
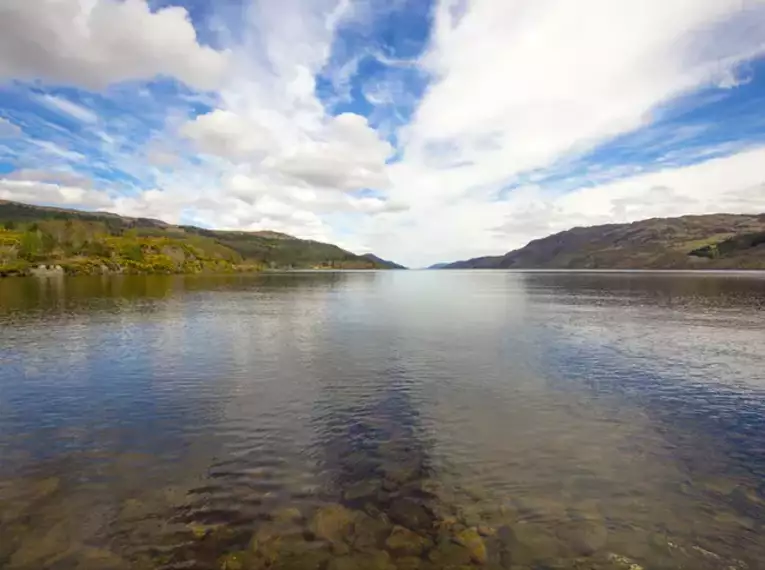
top-left (1, 271), bottom-right (764, 570)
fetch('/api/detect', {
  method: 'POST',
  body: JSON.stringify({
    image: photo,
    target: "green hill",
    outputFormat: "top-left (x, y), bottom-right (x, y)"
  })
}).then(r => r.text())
top-left (0, 200), bottom-right (404, 276)
top-left (441, 214), bottom-right (765, 270)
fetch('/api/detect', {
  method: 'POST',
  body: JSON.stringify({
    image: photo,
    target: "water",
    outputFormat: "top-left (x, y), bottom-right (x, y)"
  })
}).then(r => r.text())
top-left (1, 271), bottom-right (764, 570)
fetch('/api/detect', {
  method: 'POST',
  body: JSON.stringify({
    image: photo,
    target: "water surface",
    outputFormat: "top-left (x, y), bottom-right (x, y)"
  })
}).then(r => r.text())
top-left (1, 271), bottom-right (764, 570)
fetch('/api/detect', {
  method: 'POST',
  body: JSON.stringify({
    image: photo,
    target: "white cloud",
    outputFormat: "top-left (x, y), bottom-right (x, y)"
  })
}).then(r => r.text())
top-left (0, 178), bottom-right (112, 209)
top-left (0, 0), bottom-right (230, 90)
top-left (1, 0), bottom-right (765, 266)
top-left (30, 140), bottom-right (86, 162)
top-left (367, 146), bottom-right (765, 266)
top-left (39, 94), bottom-right (98, 123)
top-left (355, 0), bottom-right (765, 265)
top-left (0, 117), bottom-right (22, 138)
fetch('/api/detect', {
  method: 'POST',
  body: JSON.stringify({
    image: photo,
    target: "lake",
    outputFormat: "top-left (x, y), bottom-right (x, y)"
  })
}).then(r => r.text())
top-left (1, 270), bottom-right (764, 570)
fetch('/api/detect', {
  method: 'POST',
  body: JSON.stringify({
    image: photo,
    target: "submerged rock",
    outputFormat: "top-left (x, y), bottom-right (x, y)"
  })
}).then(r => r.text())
top-left (271, 507), bottom-right (304, 524)
top-left (395, 556), bottom-right (423, 570)
top-left (218, 551), bottom-right (256, 570)
top-left (476, 525), bottom-right (496, 537)
top-left (556, 520), bottom-right (608, 555)
top-left (327, 550), bottom-right (395, 570)
top-left (343, 479), bottom-right (383, 502)
top-left (350, 511), bottom-right (390, 551)
top-left (310, 504), bottom-right (355, 543)
top-left (497, 523), bottom-right (561, 567)
top-left (385, 525), bottom-right (431, 556)
top-left (453, 528), bottom-right (487, 564)
top-left (427, 539), bottom-right (474, 568)
top-left (606, 553), bottom-right (645, 570)
top-left (388, 498), bottom-right (433, 530)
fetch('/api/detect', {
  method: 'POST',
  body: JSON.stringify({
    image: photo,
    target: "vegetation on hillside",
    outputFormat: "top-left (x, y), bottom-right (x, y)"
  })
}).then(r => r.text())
top-left (440, 214), bottom-right (765, 270)
top-left (0, 200), bottom-right (404, 276)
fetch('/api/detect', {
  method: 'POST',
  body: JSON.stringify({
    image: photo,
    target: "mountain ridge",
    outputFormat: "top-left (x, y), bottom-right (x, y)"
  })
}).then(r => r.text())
top-left (0, 200), bottom-right (405, 276)
top-left (439, 214), bottom-right (765, 270)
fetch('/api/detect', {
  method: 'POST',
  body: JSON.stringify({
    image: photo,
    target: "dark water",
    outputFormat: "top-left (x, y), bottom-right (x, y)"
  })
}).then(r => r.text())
top-left (1, 271), bottom-right (764, 570)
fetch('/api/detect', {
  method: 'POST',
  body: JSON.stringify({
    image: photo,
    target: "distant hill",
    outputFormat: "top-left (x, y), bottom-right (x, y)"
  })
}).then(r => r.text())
top-left (440, 214), bottom-right (765, 270)
top-left (427, 262), bottom-right (451, 269)
top-left (0, 200), bottom-right (404, 276)
top-left (361, 253), bottom-right (407, 269)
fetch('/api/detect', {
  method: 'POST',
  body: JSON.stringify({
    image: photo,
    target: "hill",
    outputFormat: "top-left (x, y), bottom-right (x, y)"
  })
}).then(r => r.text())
top-left (441, 214), bottom-right (765, 270)
top-left (0, 200), bottom-right (404, 276)
top-left (360, 253), bottom-right (407, 270)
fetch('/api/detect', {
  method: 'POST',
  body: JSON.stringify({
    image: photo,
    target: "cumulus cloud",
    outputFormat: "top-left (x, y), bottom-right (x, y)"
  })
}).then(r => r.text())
top-left (357, 0), bottom-right (765, 265)
top-left (1, 0), bottom-right (764, 266)
top-left (0, 0), bottom-right (230, 90)
top-left (0, 178), bottom-right (112, 209)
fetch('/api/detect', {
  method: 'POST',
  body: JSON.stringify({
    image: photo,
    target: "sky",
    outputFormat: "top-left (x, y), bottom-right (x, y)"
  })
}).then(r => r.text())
top-left (1, 0), bottom-right (764, 267)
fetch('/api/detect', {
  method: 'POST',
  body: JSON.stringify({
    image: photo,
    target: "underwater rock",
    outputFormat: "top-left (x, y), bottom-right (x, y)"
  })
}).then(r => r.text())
top-left (427, 539), bottom-right (474, 568)
top-left (453, 527), bottom-right (488, 564)
top-left (497, 523), bottom-right (561, 567)
top-left (271, 507), bottom-right (304, 524)
top-left (395, 556), bottom-right (423, 570)
top-left (270, 546), bottom-right (331, 570)
top-left (606, 553), bottom-right (645, 570)
top-left (556, 520), bottom-right (608, 555)
top-left (457, 505), bottom-right (484, 528)
top-left (388, 498), bottom-right (433, 530)
top-left (343, 479), bottom-right (383, 502)
top-left (385, 525), bottom-right (431, 556)
top-left (350, 511), bottom-right (390, 551)
top-left (310, 504), bottom-right (355, 543)
top-left (327, 550), bottom-right (395, 570)
top-left (218, 551), bottom-right (252, 570)
top-left (477, 525), bottom-right (496, 537)
top-left (74, 547), bottom-right (131, 570)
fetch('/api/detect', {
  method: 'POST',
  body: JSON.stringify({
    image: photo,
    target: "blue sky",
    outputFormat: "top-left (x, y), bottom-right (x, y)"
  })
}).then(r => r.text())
top-left (1, 0), bottom-right (764, 266)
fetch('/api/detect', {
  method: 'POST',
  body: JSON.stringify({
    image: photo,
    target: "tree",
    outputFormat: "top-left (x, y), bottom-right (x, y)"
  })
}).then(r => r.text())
top-left (19, 230), bottom-right (44, 260)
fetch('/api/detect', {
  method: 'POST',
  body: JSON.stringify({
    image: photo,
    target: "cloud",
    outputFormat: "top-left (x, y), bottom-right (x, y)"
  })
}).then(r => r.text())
top-left (0, 178), bottom-right (112, 209)
top-left (1, 0), bottom-right (764, 266)
top-left (6, 168), bottom-right (93, 188)
top-left (0, 0), bottom-right (230, 90)
top-left (0, 117), bottom-right (22, 138)
top-left (371, 146), bottom-right (765, 266)
top-left (38, 94), bottom-right (98, 123)
top-left (29, 140), bottom-right (86, 162)
top-left (354, 0), bottom-right (765, 265)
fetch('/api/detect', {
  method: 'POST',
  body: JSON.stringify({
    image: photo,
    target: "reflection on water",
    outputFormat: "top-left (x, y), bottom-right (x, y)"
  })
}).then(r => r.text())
top-left (1, 271), bottom-right (764, 569)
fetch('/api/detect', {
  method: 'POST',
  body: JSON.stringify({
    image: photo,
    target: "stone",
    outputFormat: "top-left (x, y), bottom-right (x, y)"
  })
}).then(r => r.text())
top-left (271, 507), bottom-right (303, 524)
top-left (457, 505), bottom-right (483, 528)
top-left (497, 524), bottom-right (561, 567)
top-left (327, 550), bottom-right (394, 570)
top-left (453, 528), bottom-right (487, 564)
top-left (385, 525), bottom-right (431, 556)
top-left (75, 547), bottom-right (131, 570)
top-left (343, 479), bottom-right (382, 502)
top-left (396, 556), bottom-right (423, 570)
top-left (309, 504), bottom-right (355, 543)
top-left (350, 511), bottom-right (390, 551)
top-left (556, 520), bottom-right (607, 555)
top-left (477, 525), bottom-right (496, 537)
top-left (388, 498), bottom-right (433, 530)
top-left (218, 551), bottom-right (256, 570)
top-left (427, 539), bottom-right (474, 568)
top-left (270, 547), bottom-right (331, 570)
top-left (606, 553), bottom-right (645, 570)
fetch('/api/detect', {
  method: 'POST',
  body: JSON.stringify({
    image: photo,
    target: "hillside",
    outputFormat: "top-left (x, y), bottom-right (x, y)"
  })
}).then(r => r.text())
top-left (441, 214), bottom-right (765, 270)
top-left (361, 253), bottom-right (407, 270)
top-left (0, 200), bottom-right (404, 276)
